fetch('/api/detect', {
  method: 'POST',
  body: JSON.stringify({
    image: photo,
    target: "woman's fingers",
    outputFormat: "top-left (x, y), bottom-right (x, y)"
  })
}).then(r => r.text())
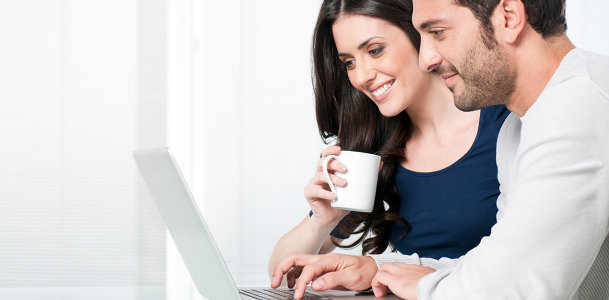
top-left (313, 171), bottom-right (346, 187)
top-left (316, 148), bottom-right (345, 172)
top-left (320, 145), bottom-right (341, 158)
top-left (304, 184), bottom-right (336, 201)
top-left (317, 158), bottom-right (347, 174)
top-left (305, 172), bottom-right (346, 201)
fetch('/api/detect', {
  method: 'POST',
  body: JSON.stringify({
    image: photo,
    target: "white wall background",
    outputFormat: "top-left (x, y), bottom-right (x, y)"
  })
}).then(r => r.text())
top-left (0, 0), bottom-right (607, 298)
top-left (0, 0), bottom-right (167, 290)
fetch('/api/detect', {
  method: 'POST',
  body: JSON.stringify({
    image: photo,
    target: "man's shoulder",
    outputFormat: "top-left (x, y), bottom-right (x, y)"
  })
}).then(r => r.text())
top-left (580, 50), bottom-right (609, 96)
top-left (549, 49), bottom-right (609, 98)
top-left (526, 78), bottom-right (608, 130)
top-left (532, 49), bottom-right (609, 118)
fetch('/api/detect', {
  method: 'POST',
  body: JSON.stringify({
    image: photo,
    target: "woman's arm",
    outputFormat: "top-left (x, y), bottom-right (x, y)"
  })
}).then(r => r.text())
top-left (267, 146), bottom-right (349, 279)
top-left (267, 214), bottom-right (343, 278)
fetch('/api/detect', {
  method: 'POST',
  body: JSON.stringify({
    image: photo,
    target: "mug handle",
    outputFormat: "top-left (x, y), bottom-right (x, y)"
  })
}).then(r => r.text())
top-left (322, 155), bottom-right (339, 198)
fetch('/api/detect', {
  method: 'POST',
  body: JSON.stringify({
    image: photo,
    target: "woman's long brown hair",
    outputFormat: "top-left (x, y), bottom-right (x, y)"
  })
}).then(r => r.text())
top-left (312, 0), bottom-right (420, 254)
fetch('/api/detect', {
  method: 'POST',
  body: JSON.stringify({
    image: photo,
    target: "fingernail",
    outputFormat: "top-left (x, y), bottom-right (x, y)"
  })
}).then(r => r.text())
top-left (333, 146), bottom-right (340, 151)
top-left (312, 278), bottom-right (325, 290)
top-left (338, 163), bottom-right (347, 171)
top-left (294, 288), bottom-right (300, 299)
top-left (339, 178), bottom-right (347, 185)
top-left (271, 276), bottom-right (276, 285)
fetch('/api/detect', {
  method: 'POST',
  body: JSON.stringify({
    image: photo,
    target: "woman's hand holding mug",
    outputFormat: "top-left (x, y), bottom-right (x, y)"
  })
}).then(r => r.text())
top-left (304, 146), bottom-right (350, 228)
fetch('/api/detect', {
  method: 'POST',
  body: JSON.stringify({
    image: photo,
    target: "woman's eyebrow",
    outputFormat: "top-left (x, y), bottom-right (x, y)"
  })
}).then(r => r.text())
top-left (338, 36), bottom-right (381, 57)
top-left (357, 36), bottom-right (380, 49)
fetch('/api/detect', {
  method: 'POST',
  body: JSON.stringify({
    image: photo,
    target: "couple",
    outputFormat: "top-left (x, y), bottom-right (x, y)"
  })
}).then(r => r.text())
top-left (271, 0), bottom-right (609, 299)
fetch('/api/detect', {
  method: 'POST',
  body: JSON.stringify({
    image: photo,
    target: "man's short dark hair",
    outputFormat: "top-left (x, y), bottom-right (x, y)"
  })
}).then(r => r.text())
top-left (455, 0), bottom-right (567, 42)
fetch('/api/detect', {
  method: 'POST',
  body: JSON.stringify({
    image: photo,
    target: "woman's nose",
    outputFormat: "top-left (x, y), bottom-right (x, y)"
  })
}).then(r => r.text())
top-left (353, 61), bottom-right (376, 88)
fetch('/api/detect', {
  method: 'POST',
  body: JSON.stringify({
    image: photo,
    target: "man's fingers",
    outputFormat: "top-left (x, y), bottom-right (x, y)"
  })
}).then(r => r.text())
top-left (371, 271), bottom-right (390, 297)
top-left (372, 264), bottom-right (402, 297)
top-left (293, 255), bottom-right (345, 299)
top-left (271, 253), bottom-right (315, 288)
top-left (373, 263), bottom-right (434, 300)
top-left (311, 271), bottom-right (337, 291)
top-left (310, 255), bottom-right (379, 292)
top-left (286, 266), bottom-right (303, 288)
top-left (372, 283), bottom-right (389, 298)
top-left (293, 264), bottom-right (328, 298)
top-left (311, 267), bottom-right (366, 291)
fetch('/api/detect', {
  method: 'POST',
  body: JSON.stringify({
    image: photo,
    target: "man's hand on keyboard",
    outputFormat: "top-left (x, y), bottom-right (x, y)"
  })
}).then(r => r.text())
top-left (270, 253), bottom-right (378, 300)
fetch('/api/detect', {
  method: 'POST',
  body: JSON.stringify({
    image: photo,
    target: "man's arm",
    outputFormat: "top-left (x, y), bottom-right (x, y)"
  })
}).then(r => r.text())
top-left (414, 83), bottom-right (609, 299)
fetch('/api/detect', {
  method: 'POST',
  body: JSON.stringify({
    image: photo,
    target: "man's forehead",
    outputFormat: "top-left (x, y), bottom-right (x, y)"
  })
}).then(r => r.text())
top-left (412, 0), bottom-right (458, 29)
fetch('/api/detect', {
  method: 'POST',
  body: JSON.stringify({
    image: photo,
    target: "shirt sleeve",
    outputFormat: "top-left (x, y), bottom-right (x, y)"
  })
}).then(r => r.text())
top-left (416, 81), bottom-right (609, 300)
top-left (369, 253), bottom-right (460, 270)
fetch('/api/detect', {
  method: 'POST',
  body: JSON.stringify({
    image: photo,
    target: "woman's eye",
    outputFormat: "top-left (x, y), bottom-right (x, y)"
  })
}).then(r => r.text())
top-left (344, 60), bottom-right (355, 69)
top-left (369, 47), bottom-right (384, 56)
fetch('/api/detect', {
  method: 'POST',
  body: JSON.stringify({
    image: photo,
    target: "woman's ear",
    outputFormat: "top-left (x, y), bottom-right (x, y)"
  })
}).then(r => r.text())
top-left (493, 0), bottom-right (526, 44)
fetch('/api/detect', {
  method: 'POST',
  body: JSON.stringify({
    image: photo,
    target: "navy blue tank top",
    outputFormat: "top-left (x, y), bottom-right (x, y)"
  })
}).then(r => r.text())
top-left (329, 105), bottom-right (510, 259)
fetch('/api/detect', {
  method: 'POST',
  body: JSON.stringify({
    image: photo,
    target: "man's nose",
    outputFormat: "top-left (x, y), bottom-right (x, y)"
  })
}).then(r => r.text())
top-left (419, 38), bottom-right (443, 72)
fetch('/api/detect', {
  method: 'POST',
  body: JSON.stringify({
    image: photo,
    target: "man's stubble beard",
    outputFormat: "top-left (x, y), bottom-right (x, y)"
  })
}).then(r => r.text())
top-left (450, 36), bottom-right (517, 112)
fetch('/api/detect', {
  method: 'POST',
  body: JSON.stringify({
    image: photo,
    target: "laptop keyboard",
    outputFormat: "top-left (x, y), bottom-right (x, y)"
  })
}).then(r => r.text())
top-left (239, 288), bottom-right (324, 300)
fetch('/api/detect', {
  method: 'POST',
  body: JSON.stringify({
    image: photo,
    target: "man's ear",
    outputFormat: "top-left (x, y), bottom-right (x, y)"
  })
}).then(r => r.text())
top-left (493, 0), bottom-right (526, 44)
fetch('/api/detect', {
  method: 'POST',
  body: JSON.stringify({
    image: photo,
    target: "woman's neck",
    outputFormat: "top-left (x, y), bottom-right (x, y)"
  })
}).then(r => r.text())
top-left (405, 74), bottom-right (477, 140)
top-left (401, 73), bottom-right (482, 172)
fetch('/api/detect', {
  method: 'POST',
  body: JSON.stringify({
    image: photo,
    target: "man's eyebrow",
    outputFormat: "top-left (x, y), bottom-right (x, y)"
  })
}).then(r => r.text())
top-left (419, 19), bottom-right (444, 30)
top-left (338, 36), bottom-right (380, 57)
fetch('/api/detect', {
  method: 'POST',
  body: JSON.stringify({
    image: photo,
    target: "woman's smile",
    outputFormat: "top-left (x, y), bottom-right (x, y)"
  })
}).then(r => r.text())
top-left (371, 79), bottom-right (395, 100)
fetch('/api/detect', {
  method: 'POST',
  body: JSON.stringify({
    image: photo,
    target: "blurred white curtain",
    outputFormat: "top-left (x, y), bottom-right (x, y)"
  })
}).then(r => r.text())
top-left (0, 0), bottom-right (167, 289)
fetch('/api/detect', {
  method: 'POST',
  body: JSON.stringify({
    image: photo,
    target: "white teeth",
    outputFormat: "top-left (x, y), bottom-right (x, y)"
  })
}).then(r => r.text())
top-left (371, 81), bottom-right (393, 97)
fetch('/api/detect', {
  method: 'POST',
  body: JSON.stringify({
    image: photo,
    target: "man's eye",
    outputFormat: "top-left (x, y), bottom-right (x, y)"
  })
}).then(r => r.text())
top-left (430, 30), bottom-right (444, 39)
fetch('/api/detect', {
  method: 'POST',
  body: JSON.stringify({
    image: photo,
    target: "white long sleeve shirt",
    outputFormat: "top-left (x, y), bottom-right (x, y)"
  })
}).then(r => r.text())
top-left (371, 49), bottom-right (609, 300)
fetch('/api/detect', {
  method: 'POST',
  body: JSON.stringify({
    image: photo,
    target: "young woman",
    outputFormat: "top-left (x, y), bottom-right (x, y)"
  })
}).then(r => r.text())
top-left (268, 0), bottom-right (509, 284)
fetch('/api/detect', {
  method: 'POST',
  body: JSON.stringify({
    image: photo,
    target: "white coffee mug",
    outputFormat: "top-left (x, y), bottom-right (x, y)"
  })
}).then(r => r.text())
top-left (322, 150), bottom-right (381, 213)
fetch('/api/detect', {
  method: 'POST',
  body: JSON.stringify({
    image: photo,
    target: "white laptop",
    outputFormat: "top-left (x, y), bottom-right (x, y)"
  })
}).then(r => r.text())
top-left (133, 148), bottom-right (398, 300)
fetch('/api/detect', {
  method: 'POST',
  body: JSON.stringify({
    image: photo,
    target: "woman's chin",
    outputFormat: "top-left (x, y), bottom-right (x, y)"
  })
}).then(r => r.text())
top-left (378, 106), bottom-right (403, 118)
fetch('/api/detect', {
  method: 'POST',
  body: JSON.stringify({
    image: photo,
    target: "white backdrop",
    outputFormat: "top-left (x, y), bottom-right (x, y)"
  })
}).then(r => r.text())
top-left (0, 0), bottom-right (608, 298)
top-left (0, 0), bottom-right (167, 289)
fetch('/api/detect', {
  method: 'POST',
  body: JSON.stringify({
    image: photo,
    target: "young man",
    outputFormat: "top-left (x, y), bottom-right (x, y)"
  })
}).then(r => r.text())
top-left (370, 0), bottom-right (609, 299)
top-left (271, 1), bottom-right (609, 299)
